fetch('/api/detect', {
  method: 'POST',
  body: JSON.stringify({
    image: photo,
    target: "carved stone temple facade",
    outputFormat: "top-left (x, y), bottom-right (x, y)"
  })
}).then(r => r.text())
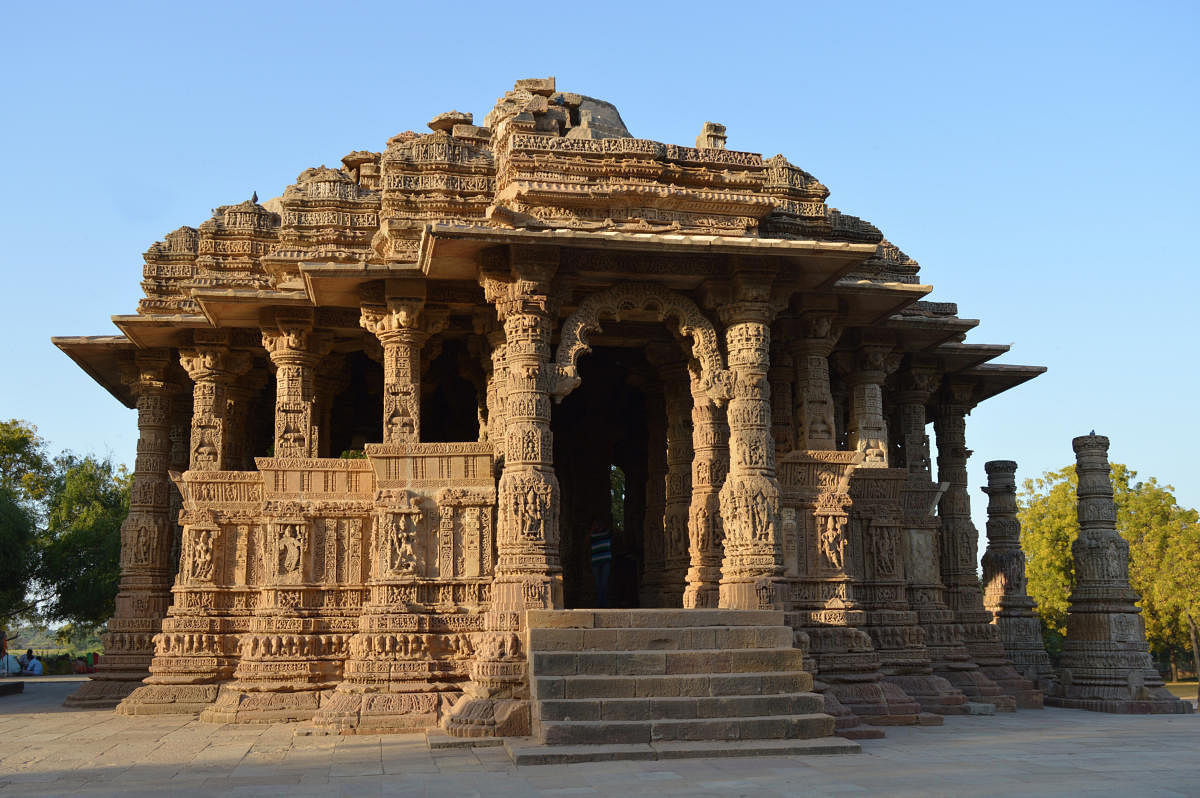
top-left (56, 78), bottom-right (1054, 736)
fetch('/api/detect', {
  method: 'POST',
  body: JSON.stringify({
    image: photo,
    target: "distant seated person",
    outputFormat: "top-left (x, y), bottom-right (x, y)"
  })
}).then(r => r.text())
top-left (20, 653), bottom-right (43, 676)
top-left (72, 657), bottom-right (90, 674)
top-left (18, 649), bottom-right (33, 669)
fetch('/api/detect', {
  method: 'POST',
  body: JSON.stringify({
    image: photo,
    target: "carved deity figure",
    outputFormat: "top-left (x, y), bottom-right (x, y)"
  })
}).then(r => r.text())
top-left (818, 514), bottom-right (847, 571)
top-left (278, 524), bottom-right (303, 575)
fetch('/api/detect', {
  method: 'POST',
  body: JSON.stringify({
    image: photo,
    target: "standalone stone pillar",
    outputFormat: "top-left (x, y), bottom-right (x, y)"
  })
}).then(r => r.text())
top-left (65, 350), bottom-right (179, 708)
top-left (445, 247), bottom-right (562, 737)
top-left (934, 380), bottom-right (1036, 709)
top-left (1046, 435), bottom-right (1192, 713)
top-left (684, 363), bottom-right (728, 609)
top-left (981, 460), bottom-right (1055, 692)
top-left (718, 271), bottom-right (784, 609)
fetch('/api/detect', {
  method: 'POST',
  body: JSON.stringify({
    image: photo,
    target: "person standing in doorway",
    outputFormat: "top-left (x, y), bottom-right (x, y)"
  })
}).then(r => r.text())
top-left (590, 520), bottom-right (613, 608)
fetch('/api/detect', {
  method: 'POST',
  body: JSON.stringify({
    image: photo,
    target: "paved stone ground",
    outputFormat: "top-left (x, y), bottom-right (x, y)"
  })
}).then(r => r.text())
top-left (2, 677), bottom-right (1198, 797)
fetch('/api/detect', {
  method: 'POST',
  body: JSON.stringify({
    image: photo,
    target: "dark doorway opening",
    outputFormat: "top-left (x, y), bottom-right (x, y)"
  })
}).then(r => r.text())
top-left (553, 346), bottom-right (651, 609)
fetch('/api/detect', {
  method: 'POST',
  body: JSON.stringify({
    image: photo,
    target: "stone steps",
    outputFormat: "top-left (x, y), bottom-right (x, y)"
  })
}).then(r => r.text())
top-left (525, 608), bottom-right (857, 759)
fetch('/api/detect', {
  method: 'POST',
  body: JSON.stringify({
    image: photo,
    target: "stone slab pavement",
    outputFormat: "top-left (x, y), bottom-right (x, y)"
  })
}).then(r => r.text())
top-left (2, 677), bottom-right (1198, 797)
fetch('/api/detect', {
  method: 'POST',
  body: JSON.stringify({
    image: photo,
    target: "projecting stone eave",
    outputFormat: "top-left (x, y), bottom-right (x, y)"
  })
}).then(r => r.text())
top-left (51, 335), bottom-right (138, 409)
top-left (417, 222), bottom-right (880, 286)
top-left (112, 313), bottom-right (212, 350)
top-left (959, 363), bottom-right (1047, 404)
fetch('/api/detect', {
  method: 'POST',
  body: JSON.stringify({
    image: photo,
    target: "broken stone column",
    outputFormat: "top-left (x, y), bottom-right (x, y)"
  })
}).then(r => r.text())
top-left (980, 460), bottom-right (1055, 694)
top-left (1046, 434), bottom-right (1193, 713)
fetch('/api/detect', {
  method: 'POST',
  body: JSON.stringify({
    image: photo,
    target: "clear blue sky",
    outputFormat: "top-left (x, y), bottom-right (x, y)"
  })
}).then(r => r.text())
top-left (1, 1), bottom-right (1197, 547)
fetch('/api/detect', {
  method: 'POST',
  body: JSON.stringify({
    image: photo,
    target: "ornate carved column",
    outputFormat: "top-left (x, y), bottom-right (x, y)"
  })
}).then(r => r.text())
top-left (484, 325), bottom-right (508, 453)
top-left (892, 364), bottom-right (1001, 707)
top-left (261, 312), bottom-right (330, 458)
top-left (790, 312), bottom-right (840, 451)
top-left (65, 349), bottom-right (178, 708)
top-left (639, 380), bottom-right (669, 608)
top-left (718, 270), bottom-right (784, 609)
top-left (684, 362), bottom-right (728, 609)
top-left (652, 348), bottom-right (693, 607)
top-left (445, 246), bottom-right (562, 738)
top-left (835, 339), bottom-right (899, 467)
top-left (1047, 435), bottom-right (1191, 713)
top-left (934, 379), bottom-right (1029, 709)
top-left (179, 334), bottom-right (251, 471)
top-left (360, 286), bottom-right (446, 445)
top-left (315, 353), bottom-right (349, 457)
top-left (981, 460), bottom-right (1055, 692)
top-left (768, 336), bottom-right (794, 456)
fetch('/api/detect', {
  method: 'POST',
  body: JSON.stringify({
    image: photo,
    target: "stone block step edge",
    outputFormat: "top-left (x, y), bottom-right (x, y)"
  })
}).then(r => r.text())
top-left (533, 670), bottom-right (815, 700)
top-left (526, 609), bottom-right (785, 629)
top-left (539, 712), bottom-right (835, 745)
top-left (527, 625), bottom-right (796, 652)
top-left (529, 647), bottom-right (806, 677)
top-left (504, 736), bottom-right (861, 765)
top-left (535, 692), bottom-right (825, 722)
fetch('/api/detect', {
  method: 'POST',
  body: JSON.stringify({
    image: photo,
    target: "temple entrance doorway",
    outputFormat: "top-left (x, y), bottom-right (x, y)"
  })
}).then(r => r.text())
top-left (552, 344), bottom-right (656, 609)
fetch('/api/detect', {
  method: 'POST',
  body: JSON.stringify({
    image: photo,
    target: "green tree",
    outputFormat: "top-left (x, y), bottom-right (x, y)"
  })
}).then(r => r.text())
top-left (0, 484), bottom-right (36, 620)
top-left (0, 420), bottom-right (130, 632)
top-left (0, 420), bottom-right (53, 621)
top-left (33, 456), bottom-right (129, 630)
top-left (1019, 463), bottom-right (1200, 681)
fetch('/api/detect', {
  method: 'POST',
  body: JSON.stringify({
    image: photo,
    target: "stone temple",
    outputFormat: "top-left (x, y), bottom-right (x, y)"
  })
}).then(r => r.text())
top-left (55, 77), bottom-right (1102, 751)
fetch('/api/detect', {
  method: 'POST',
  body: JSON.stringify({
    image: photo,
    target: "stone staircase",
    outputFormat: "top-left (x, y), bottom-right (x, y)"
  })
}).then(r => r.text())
top-left (510, 609), bottom-right (859, 764)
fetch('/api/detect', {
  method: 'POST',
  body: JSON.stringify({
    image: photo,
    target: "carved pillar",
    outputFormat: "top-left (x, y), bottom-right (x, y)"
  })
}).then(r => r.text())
top-left (1047, 435), bottom-right (1190, 713)
top-left (683, 363), bottom-right (728, 609)
top-left (65, 350), bottom-right (178, 708)
top-left (934, 380), bottom-right (1030, 709)
top-left (836, 340), bottom-right (899, 467)
top-left (768, 335), bottom-right (794, 456)
top-left (718, 271), bottom-right (784, 609)
top-left (640, 380), bottom-right (669, 608)
top-left (790, 313), bottom-right (840, 451)
top-left (444, 247), bottom-right (562, 739)
top-left (167, 390), bottom-right (192, 580)
top-left (360, 288), bottom-right (445, 446)
top-left (892, 365), bottom-right (993, 706)
top-left (484, 325), bottom-right (508, 454)
top-left (261, 314), bottom-right (329, 458)
top-left (179, 337), bottom-right (251, 471)
top-left (981, 460), bottom-right (1055, 691)
top-left (646, 348), bottom-right (692, 607)
top-left (315, 353), bottom-right (349, 457)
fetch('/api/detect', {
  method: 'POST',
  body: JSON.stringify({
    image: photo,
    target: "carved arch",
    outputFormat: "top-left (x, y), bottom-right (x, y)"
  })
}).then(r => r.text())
top-left (550, 284), bottom-right (731, 403)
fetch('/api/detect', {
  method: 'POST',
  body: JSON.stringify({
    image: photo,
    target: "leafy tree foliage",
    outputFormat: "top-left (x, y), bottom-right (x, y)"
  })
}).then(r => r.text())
top-left (1018, 463), bottom-right (1200, 674)
top-left (0, 419), bottom-right (129, 631)
top-left (0, 485), bottom-right (36, 619)
top-left (34, 456), bottom-right (129, 628)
